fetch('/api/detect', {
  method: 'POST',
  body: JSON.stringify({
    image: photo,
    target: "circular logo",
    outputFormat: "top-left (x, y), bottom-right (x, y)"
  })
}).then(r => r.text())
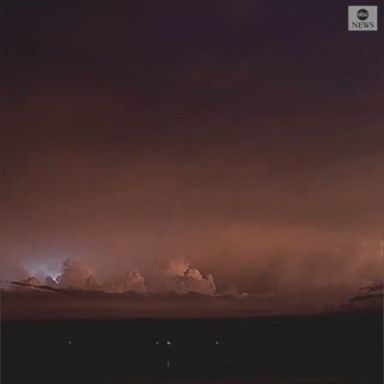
top-left (357, 9), bottom-right (369, 21)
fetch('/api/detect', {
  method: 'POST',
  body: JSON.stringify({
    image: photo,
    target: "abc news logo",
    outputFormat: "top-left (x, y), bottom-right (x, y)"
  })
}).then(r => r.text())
top-left (348, 6), bottom-right (378, 31)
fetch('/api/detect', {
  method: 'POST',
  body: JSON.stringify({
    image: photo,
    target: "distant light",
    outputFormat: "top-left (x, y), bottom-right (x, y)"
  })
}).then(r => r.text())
top-left (23, 260), bottom-right (61, 281)
top-left (155, 341), bottom-right (160, 345)
top-left (215, 340), bottom-right (220, 345)
top-left (166, 340), bottom-right (172, 345)
top-left (68, 340), bottom-right (72, 345)
top-left (166, 360), bottom-right (171, 368)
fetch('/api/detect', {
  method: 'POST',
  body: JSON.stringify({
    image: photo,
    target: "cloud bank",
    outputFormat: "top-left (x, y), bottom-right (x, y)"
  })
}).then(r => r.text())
top-left (20, 258), bottom-right (216, 295)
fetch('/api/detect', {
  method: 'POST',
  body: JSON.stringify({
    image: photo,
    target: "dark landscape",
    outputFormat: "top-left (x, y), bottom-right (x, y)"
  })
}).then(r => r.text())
top-left (2, 307), bottom-right (382, 384)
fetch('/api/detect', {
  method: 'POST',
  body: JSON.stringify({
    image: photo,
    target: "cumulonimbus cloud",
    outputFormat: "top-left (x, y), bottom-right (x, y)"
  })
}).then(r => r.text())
top-left (164, 259), bottom-right (216, 295)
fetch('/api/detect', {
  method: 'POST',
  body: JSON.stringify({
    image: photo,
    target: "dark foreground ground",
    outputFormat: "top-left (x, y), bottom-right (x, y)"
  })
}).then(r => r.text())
top-left (1, 309), bottom-right (382, 384)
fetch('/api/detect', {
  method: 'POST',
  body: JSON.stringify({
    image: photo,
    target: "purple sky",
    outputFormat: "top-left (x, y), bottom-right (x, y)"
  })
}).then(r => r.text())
top-left (1, 0), bottom-right (383, 303)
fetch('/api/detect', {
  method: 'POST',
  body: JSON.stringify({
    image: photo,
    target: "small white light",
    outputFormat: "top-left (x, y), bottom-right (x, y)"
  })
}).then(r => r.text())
top-left (68, 340), bottom-right (72, 345)
top-left (166, 340), bottom-right (172, 345)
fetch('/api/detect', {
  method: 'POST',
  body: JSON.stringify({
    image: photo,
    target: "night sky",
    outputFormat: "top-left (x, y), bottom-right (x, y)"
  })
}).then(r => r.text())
top-left (1, 0), bottom-right (383, 307)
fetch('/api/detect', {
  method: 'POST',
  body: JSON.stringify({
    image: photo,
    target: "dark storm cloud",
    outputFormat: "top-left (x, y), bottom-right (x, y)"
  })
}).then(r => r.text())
top-left (1, 0), bottom-right (383, 309)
